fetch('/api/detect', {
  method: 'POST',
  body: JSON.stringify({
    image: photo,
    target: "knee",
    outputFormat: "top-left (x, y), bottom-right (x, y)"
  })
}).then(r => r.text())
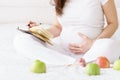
top-left (13, 32), bottom-right (32, 48)
top-left (95, 39), bottom-right (114, 45)
top-left (90, 39), bottom-right (118, 63)
top-left (91, 39), bottom-right (114, 51)
top-left (96, 39), bottom-right (120, 63)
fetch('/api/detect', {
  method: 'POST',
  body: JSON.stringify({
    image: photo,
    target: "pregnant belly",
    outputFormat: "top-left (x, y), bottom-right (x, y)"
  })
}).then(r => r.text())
top-left (60, 28), bottom-right (102, 51)
top-left (60, 30), bottom-right (83, 51)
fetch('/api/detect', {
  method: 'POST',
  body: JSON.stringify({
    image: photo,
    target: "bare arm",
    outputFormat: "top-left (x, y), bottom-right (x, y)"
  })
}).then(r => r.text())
top-left (28, 13), bottom-right (62, 38)
top-left (69, 0), bottom-right (118, 54)
top-left (96, 0), bottom-right (118, 39)
top-left (47, 14), bottom-right (62, 38)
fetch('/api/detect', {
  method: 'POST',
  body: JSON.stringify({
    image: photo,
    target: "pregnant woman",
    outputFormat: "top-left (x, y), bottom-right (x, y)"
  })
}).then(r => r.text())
top-left (14, 0), bottom-right (119, 65)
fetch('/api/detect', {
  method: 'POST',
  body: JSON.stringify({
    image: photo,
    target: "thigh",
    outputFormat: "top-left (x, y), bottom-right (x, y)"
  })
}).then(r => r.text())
top-left (13, 32), bottom-right (75, 65)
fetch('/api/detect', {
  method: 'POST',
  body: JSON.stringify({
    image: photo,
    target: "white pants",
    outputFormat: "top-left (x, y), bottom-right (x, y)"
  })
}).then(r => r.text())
top-left (13, 32), bottom-right (120, 65)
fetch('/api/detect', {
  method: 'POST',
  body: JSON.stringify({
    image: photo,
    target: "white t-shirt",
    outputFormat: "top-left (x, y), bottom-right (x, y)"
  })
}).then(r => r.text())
top-left (57, 0), bottom-right (109, 57)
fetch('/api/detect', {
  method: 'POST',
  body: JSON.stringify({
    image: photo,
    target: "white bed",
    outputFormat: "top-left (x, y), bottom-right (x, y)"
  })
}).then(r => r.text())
top-left (0, 26), bottom-right (120, 80)
top-left (0, 7), bottom-right (120, 80)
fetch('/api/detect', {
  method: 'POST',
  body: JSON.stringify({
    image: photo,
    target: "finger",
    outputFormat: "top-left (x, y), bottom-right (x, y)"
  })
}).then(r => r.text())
top-left (28, 21), bottom-right (33, 27)
top-left (71, 50), bottom-right (84, 54)
top-left (69, 47), bottom-right (84, 54)
top-left (28, 21), bottom-right (37, 26)
top-left (30, 24), bottom-right (36, 27)
top-left (28, 22), bottom-right (31, 26)
top-left (70, 50), bottom-right (81, 54)
top-left (69, 46), bottom-right (83, 51)
top-left (78, 33), bottom-right (88, 40)
top-left (29, 21), bottom-right (36, 24)
top-left (28, 23), bottom-right (38, 28)
top-left (69, 43), bottom-right (80, 48)
top-left (28, 24), bottom-right (30, 27)
top-left (71, 48), bottom-right (86, 54)
top-left (28, 24), bottom-right (32, 28)
top-left (28, 24), bottom-right (34, 28)
top-left (69, 47), bottom-right (82, 51)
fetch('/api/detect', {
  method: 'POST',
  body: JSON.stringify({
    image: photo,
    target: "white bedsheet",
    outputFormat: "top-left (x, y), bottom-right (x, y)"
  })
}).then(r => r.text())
top-left (0, 23), bottom-right (120, 80)
top-left (39, 66), bottom-right (120, 80)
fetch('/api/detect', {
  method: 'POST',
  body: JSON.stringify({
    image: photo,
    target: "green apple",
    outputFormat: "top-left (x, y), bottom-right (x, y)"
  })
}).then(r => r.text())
top-left (30, 60), bottom-right (46, 73)
top-left (84, 63), bottom-right (100, 76)
top-left (113, 58), bottom-right (120, 70)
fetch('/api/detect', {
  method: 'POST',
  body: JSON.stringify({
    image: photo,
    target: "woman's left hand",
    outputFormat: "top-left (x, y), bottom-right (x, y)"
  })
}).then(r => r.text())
top-left (68, 33), bottom-right (95, 54)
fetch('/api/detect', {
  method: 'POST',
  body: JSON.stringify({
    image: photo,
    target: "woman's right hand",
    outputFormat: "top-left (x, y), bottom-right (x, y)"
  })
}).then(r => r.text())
top-left (28, 21), bottom-right (39, 28)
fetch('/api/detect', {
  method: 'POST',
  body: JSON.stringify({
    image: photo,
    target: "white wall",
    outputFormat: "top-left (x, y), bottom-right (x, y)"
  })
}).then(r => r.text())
top-left (115, 0), bottom-right (120, 8)
top-left (0, 0), bottom-right (54, 24)
top-left (0, 0), bottom-right (119, 24)
top-left (115, 0), bottom-right (120, 25)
